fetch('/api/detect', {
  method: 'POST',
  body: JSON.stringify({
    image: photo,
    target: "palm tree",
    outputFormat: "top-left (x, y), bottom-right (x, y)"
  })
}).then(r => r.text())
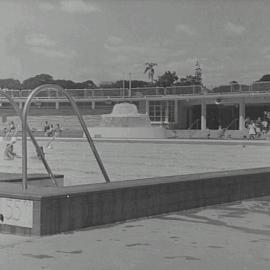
top-left (144, 62), bottom-right (157, 83)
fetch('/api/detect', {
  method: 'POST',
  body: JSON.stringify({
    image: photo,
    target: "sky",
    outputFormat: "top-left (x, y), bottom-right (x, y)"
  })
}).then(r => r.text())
top-left (1, 0), bottom-right (270, 87)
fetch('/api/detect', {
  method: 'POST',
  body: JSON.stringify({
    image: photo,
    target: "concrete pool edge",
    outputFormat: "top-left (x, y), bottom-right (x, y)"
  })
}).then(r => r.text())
top-left (12, 136), bottom-right (270, 145)
top-left (1, 167), bottom-right (270, 236)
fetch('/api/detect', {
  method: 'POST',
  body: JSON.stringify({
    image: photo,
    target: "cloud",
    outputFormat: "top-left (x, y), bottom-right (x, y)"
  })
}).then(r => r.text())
top-left (201, 63), bottom-right (224, 72)
top-left (25, 33), bottom-right (55, 47)
top-left (30, 47), bottom-right (76, 59)
top-left (165, 58), bottom-right (197, 71)
top-left (104, 38), bottom-right (186, 71)
top-left (38, 2), bottom-right (55, 11)
top-left (104, 43), bottom-right (145, 54)
top-left (225, 22), bottom-right (246, 35)
top-left (60, 0), bottom-right (100, 14)
top-left (104, 40), bottom-right (185, 57)
top-left (24, 33), bottom-right (76, 59)
top-left (263, 46), bottom-right (270, 54)
top-left (175, 24), bottom-right (196, 36)
top-left (107, 36), bottom-right (123, 46)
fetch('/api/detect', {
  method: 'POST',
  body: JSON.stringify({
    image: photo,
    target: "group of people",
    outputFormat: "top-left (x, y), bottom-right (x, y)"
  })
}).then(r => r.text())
top-left (3, 121), bottom-right (17, 138)
top-left (43, 121), bottom-right (63, 138)
top-left (4, 140), bottom-right (19, 160)
top-left (3, 121), bottom-right (18, 160)
top-left (43, 121), bottom-right (63, 149)
top-left (245, 114), bottom-right (269, 139)
top-left (3, 120), bottom-right (63, 160)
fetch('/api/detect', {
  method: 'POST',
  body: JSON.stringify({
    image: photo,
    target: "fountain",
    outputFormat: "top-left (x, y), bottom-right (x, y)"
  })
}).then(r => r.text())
top-left (89, 102), bottom-right (168, 139)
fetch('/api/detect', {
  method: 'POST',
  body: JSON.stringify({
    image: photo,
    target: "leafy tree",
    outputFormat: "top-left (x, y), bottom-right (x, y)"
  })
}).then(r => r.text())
top-left (258, 74), bottom-right (270, 81)
top-left (99, 80), bottom-right (149, 89)
top-left (174, 61), bottom-right (203, 86)
top-left (211, 85), bottom-right (232, 93)
top-left (0, 79), bottom-right (21, 89)
top-left (195, 61), bottom-right (202, 85)
top-left (156, 71), bottom-right (178, 87)
top-left (22, 74), bottom-right (54, 89)
top-left (131, 80), bottom-right (150, 88)
top-left (54, 79), bottom-right (96, 89)
top-left (144, 62), bottom-right (157, 83)
top-left (174, 75), bottom-right (200, 86)
top-left (81, 80), bottom-right (96, 88)
top-left (20, 74), bottom-right (97, 89)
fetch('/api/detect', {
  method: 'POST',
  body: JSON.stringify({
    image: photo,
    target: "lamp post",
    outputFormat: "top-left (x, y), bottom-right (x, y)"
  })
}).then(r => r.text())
top-left (128, 72), bottom-right (132, 97)
top-left (122, 72), bottom-right (125, 97)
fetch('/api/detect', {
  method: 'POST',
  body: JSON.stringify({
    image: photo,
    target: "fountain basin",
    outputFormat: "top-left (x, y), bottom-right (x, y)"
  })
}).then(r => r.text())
top-left (89, 126), bottom-right (168, 139)
top-left (88, 103), bottom-right (168, 139)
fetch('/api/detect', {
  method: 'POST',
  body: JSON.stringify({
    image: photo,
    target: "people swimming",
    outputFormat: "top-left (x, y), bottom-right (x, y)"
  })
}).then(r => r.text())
top-left (36, 146), bottom-right (45, 160)
top-left (46, 124), bottom-right (63, 148)
top-left (4, 141), bottom-right (20, 160)
top-left (46, 125), bottom-right (56, 148)
top-left (44, 121), bottom-right (50, 135)
top-left (55, 123), bottom-right (63, 137)
top-left (3, 121), bottom-right (17, 138)
top-left (8, 121), bottom-right (16, 134)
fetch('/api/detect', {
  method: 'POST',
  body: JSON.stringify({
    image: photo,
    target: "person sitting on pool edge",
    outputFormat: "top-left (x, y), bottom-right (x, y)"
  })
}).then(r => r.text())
top-left (36, 146), bottom-right (45, 160)
top-left (4, 141), bottom-right (19, 160)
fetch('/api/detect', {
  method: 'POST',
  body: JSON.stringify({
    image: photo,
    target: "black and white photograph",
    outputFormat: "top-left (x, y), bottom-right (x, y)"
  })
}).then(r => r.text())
top-left (0, 0), bottom-right (270, 269)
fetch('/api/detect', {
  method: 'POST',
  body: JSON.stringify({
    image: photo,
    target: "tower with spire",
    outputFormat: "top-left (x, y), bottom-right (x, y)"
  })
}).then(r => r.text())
top-left (195, 60), bottom-right (202, 85)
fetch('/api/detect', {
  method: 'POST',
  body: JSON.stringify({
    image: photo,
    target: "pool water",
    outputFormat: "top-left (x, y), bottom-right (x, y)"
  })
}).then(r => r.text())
top-left (1, 140), bottom-right (270, 186)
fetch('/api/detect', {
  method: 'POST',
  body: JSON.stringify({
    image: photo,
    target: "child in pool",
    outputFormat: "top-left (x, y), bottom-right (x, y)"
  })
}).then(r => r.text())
top-left (4, 142), bottom-right (18, 160)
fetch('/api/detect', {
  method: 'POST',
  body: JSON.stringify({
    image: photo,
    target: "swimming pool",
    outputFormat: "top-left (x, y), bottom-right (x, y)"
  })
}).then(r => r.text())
top-left (1, 139), bottom-right (270, 186)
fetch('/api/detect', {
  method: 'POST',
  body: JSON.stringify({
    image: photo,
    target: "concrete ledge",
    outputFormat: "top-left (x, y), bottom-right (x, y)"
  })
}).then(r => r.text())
top-left (0, 173), bottom-right (64, 187)
top-left (1, 167), bottom-right (270, 236)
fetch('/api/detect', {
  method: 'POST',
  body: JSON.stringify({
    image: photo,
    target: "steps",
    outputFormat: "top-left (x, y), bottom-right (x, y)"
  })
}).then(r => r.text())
top-left (0, 115), bottom-right (102, 132)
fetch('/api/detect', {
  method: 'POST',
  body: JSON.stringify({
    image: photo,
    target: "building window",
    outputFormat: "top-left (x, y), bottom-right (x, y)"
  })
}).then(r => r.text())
top-left (149, 101), bottom-right (175, 123)
top-left (168, 101), bottom-right (175, 122)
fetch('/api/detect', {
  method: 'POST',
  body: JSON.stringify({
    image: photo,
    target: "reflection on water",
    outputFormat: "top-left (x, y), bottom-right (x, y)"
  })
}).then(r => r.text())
top-left (0, 140), bottom-right (270, 186)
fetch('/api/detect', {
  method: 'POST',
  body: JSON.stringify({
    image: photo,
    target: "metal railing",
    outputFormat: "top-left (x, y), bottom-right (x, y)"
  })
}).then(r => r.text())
top-left (21, 84), bottom-right (110, 190)
top-left (2, 81), bottom-right (270, 102)
top-left (0, 90), bottom-right (57, 187)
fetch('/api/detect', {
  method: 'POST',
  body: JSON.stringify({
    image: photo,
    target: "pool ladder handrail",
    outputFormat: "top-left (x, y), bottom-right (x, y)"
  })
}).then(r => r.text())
top-left (0, 89), bottom-right (57, 186)
top-left (21, 84), bottom-right (110, 190)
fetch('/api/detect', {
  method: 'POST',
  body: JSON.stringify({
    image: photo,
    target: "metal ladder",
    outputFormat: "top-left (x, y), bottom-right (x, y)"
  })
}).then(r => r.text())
top-left (21, 84), bottom-right (110, 190)
top-left (0, 89), bottom-right (57, 186)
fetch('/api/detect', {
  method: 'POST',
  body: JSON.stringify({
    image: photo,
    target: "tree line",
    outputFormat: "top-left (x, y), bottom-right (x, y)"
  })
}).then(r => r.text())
top-left (2, 64), bottom-right (269, 91)
top-left (0, 74), bottom-right (97, 90)
top-left (0, 61), bottom-right (203, 90)
top-left (0, 72), bottom-right (201, 90)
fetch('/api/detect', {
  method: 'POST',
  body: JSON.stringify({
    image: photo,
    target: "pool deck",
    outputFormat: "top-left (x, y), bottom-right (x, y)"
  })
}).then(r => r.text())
top-left (1, 167), bottom-right (270, 236)
top-left (0, 173), bottom-right (63, 183)
top-left (0, 173), bottom-right (64, 197)
top-left (1, 138), bottom-right (269, 268)
top-left (1, 169), bottom-right (270, 268)
top-left (0, 196), bottom-right (270, 270)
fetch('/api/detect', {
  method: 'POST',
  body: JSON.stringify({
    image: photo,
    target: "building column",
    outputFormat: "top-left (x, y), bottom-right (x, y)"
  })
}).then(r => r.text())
top-left (145, 100), bottom-right (149, 115)
top-left (19, 102), bottom-right (23, 110)
top-left (174, 100), bottom-right (178, 124)
top-left (201, 101), bottom-right (206, 130)
top-left (165, 101), bottom-right (169, 123)
top-left (239, 100), bottom-right (245, 130)
top-left (55, 101), bottom-right (59, 110)
top-left (91, 101), bottom-right (95, 110)
top-left (188, 107), bottom-right (193, 129)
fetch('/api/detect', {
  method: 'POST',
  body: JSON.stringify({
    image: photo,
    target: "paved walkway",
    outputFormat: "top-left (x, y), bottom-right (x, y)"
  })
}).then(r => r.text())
top-left (1, 196), bottom-right (270, 270)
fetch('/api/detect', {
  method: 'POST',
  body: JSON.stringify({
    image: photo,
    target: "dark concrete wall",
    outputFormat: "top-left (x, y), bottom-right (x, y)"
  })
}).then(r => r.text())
top-left (1, 168), bottom-right (270, 236)
top-left (39, 168), bottom-right (270, 235)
